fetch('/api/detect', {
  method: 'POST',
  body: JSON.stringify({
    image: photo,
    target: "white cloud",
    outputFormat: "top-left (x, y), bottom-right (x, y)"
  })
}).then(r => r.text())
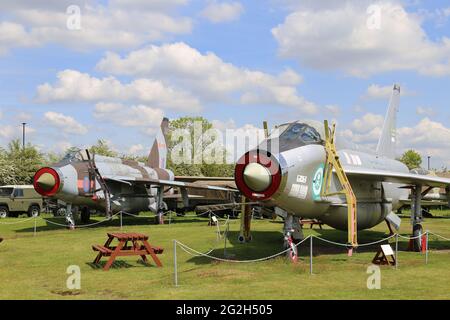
top-left (0, 124), bottom-right (36, 141)
top-left (398, 118), bottom-right (450, 149)
top-left (94, 103), bottom-right (164, 129)
top-left (364, 84), bottom-right (414, 99)
top-left (0, 1), bottom-right (192, 54)
top-left (351, 113), bottom-right (384, 133)
top-left (36, 69), bottom-right (201, 112)
top-left (272, 1), bottom-right (450, 77)
top-left (398, 118), bottom-right (450, 167)
top-left (324, 105), bottom-right (341, 116)
top-left (416, 107), bottom-right (436, 117)
top-left (43, 112), bottom-right (88, 135)
top-left (201, 1), bottom-right (244, 23)
top-left (96, 42), bottom-right (317, 114)
top-left (128, 144), bottom-right (145, 155)
top-left (51, 141), bottom-right (74, 154)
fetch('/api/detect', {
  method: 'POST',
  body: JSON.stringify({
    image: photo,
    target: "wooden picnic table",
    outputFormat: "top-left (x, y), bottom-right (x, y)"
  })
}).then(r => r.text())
top-left (300, 219), bottom-right (324, 230)
top-left (92, 232), bottom-right (163, 271)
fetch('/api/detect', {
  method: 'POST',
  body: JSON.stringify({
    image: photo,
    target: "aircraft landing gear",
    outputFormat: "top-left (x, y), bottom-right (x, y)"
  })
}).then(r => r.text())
top-left (65, 203), bottom-right (75, 230)
top-left (81, 207), bottom-right (90, 224)
top-left (284, 232), bottom-right (298, 263)
top-left (413, 224), bottom-right (424, 252)
top-left (283, 215), bottom-right (303, 263)
top-left (411, 184), bottom-right (424, 252)
top-left (155, 211), bottom-right (165, 225)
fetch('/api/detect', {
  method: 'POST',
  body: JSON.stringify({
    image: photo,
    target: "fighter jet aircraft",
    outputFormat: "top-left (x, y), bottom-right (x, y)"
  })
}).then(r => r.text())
top-left (33, 118), bottom-right (235, 227)
top-left (235, 85), bottom-right (450, 255)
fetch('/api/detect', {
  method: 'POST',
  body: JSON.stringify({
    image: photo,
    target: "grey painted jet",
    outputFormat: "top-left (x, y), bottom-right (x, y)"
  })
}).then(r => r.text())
top-left (33, 118), bottom-right (235, 227)
top-left (235, 85), bottom-right (450, 254)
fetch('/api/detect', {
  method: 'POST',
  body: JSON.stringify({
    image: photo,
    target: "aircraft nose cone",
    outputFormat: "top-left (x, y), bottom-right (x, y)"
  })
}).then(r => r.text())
top-left (243, 163), bottom-right (272, 192)
top-left (36, 173), bottom-right (56, 191)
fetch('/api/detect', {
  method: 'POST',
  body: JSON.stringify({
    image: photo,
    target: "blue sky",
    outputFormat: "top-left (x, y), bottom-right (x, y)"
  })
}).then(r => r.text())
top-left (0, 0), bottom-right (449, 168)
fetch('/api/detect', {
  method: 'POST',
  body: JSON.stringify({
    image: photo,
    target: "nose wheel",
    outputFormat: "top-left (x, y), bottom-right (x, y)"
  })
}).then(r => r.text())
top-left (284, 233), bottom-right (298, 263)
top-left (412, 224), bottom-right (424, 252)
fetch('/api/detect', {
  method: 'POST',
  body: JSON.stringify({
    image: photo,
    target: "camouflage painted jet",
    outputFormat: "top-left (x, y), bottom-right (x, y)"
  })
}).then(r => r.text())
top-left (33, 118), bottom-right (235, 227)
top-left (235, 85), bottom-right (450, 254)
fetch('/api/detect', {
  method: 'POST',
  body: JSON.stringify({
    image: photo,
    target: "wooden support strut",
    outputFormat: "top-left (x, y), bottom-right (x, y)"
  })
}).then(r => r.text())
top-left (321, 121), bottom-right (358, 252)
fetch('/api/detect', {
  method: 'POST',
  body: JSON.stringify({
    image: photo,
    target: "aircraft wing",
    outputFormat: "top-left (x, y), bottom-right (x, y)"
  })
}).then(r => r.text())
top-left (344, 168), bottom-right (450, 188)
top-left (104, 176), bottom-right (238, 192)
top-left (400, 199), bottom-right (449, 206)
top-left (175, 176), bottom-right (234, 182)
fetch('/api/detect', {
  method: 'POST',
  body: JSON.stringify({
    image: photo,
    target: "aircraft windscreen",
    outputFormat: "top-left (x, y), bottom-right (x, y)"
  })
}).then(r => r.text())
top-left (262, 123), bottom-right (323, 153)
top-left (61, 149), bottom-right (85, 163)
top-left (268, 124), bottom-right (290, 139)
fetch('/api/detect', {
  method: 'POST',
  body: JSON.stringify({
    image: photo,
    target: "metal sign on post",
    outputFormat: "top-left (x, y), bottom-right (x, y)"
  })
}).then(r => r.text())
top-left (174, 240), bottom-right (178, 287)
top-left (310, 236), bottom-right (313, 275)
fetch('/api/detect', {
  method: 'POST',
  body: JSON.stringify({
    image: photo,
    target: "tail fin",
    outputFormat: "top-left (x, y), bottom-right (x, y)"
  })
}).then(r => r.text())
top-left (148, 117), bottom-right (169, 169)
top-left (376, 84), bottom-right (401, 159)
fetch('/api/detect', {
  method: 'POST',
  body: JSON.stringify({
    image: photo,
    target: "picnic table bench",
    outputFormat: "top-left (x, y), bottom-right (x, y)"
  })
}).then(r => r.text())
top-left (93, 232), bottom-right (163, 271)
top-left (300, 219), bottom-right (324, 230)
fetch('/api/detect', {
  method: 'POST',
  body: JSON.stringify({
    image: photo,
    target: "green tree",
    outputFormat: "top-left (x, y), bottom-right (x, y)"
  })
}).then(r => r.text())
top-left (167, 117), bottom-right (234, 177)
top-left (0, 147), bottom-right (17, 185)
top-left (400, 150), bottom-right (422, 170)
top-left (89, 140), bottom-right (118, 157)
top-left (2, 140), bottom-right (45, 185)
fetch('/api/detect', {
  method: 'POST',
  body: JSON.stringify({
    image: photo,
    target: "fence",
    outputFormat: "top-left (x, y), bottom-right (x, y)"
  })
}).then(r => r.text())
top-left (172, 230), bottom-right (450, 287)
top-left (1, 210), bottom-right (449, 287)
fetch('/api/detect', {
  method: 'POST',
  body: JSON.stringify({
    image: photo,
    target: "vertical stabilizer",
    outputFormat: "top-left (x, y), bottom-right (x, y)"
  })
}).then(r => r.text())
top-left (376, 84), bottom-right (401, 159)
top-left (148, 118), bottom-right (169, 169)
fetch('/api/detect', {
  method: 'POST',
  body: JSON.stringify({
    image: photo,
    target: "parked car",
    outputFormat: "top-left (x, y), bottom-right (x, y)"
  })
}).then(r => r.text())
top-left (0, 185), bottom-right (43, 218)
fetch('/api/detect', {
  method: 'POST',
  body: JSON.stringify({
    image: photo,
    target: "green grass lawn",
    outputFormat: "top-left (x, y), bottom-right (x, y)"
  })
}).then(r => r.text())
top-left (0, 210), bottom-right (449, 300)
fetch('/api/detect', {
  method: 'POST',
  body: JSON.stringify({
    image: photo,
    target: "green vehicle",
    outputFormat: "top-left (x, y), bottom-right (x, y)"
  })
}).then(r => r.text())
top-left (0, 185), bottom-right (43, 218)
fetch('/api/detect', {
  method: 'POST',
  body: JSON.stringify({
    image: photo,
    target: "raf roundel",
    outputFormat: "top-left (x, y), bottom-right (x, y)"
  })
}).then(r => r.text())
top-left (312, 165), bottom-right (324, 200)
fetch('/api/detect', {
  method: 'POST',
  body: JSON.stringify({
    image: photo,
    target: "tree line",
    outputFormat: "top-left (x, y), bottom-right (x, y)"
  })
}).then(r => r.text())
top-left (0, 117), bottom-right (235, 186)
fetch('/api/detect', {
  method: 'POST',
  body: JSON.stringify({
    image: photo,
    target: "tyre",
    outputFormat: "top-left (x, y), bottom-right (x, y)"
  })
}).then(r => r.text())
top-left (28, 205), bottom-right (41, 217)
top-left (413, 224), bottom-right (424, 252)
top-left (155, 211), bottom-right (164, 225)
top-left (0, 206), bottom-right (8, 219)
top-left (80, 207), bottom-right (91, 224)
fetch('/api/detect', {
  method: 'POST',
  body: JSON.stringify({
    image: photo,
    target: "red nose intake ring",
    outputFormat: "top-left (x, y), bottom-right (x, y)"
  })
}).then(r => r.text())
top-left (33, 167), bottom-right (61, 197)
top-left (235, 150), bottom-right (282, 201)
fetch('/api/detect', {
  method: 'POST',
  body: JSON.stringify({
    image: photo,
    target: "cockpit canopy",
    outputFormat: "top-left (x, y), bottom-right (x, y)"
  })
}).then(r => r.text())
top-left (59, 149), bottom-right (89, 164)
top-left (263, 121), bottom-right (324, 153)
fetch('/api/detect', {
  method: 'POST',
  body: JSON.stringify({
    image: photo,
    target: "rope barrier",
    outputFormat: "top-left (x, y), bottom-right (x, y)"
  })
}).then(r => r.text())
top-left (427, 231), bottom-right (450, 241)
top-left (0, 216), bottom-right (36, 225)
top-left (180, 217), bottom-right (232, 257)
top-left (175, 236), bottom-right (311, 263)
top-left (174, 229), bottom-right (450, 265)
top-left (313, 234), bottom-right (397, 247)
top-left (41, 213), bottom-right (120, 228)
top-left (1, 211), bottom-right (449, 245)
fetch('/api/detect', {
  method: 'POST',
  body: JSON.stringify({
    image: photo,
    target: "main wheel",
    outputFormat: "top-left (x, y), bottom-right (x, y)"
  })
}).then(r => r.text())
top-left (28, 205), bottom-right (40, 217)
top-left (80, 207), bottom-right (91, 224)
top-left (155, 211), bottom-right (164, 225)
top-left (413, 224), bottom-right (424, 252)
top-left (0, 206), bottom-right (8, 219)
